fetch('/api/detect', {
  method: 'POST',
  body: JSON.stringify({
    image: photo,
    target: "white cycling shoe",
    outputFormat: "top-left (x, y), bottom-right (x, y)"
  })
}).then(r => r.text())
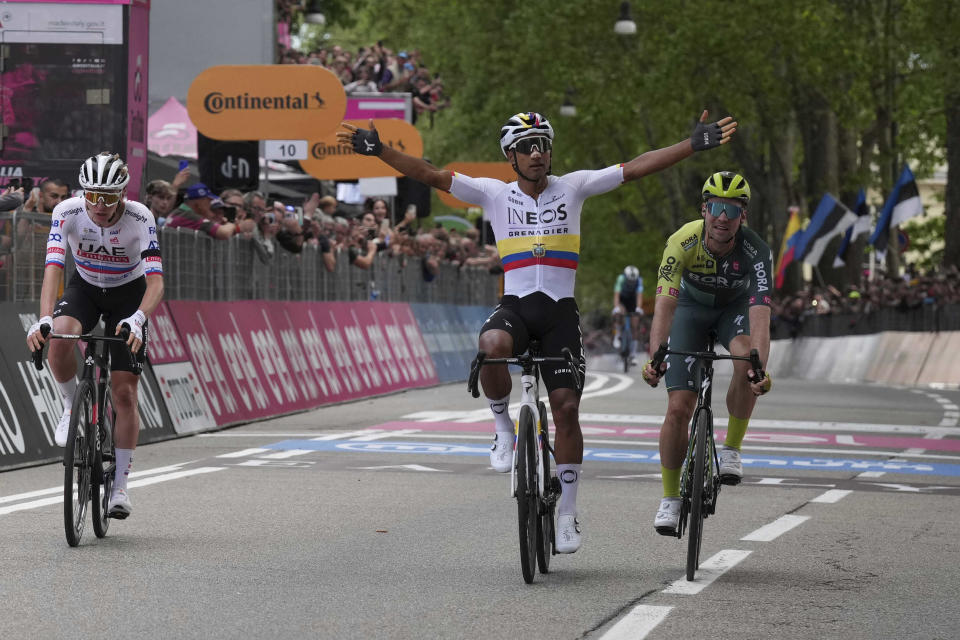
top-left (555, 515), bottom-right (582, 553)
top-left (108, 489), bottom-right (132, 519)
top-left (54, 409), bottom-right (72, 447)
top-left (718, 446), bottom-right (743, 485)
top-left (489, 432), bottom-right (513, 473)
top-left (654, 497), bottom-right (682, 536)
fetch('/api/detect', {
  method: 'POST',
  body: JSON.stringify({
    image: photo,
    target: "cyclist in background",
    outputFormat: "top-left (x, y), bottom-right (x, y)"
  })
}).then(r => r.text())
top-left (339, 110), bottom-right (736, 554)
top-left (25, 152), bottom-right (164, 520)
top-left (641, 171), bottom-right (773, 535)
top-left (612, 265), bottom-right (644, 364)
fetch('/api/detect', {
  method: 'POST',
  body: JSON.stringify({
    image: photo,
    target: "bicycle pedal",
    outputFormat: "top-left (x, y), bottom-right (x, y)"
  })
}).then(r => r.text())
top-left (108, 509), bottom-right (130, 520)
top-left (719, 474), bottom-right (742, 486)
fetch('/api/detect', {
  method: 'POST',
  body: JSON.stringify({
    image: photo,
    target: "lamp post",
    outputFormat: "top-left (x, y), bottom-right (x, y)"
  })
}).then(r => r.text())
top-left (614, 1), bottom-right (637, 35)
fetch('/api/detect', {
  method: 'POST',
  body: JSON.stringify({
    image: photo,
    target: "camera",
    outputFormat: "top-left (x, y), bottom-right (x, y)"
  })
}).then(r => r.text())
top-left (222, 205), bottom-right (237, 222)
top-left (21, 177), bottom-right (33, 192)
top-left (8, 179), bottom-right (20, 189)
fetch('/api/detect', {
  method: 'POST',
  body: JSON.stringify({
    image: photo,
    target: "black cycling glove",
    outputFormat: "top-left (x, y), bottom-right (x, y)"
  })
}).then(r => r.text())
top-left (690, 119), bottom-right (724, 152)
top-left (351, 126), bottom-right (384, 156)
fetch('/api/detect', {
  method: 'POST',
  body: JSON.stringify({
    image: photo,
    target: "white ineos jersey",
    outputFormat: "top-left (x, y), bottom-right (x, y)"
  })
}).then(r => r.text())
top-left (449, 165), bottom-right (623, 300)
top-left (45, 196), bottom-right (163, 287)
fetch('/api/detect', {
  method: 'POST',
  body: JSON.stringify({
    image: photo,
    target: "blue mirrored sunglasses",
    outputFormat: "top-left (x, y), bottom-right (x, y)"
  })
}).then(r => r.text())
top-left (705, 201), bottom-right (744, 219)
top-left (512, 136), bottom-right (552, 155)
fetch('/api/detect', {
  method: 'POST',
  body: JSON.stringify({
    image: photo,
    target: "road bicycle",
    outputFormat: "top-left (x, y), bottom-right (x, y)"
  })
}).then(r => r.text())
top-left (468, 341), bottom-right (582, 584)
top-left (649, 332), bottom-right (763, 581)
top-left (33, 326), bottom-right (136, 547)
top-left (614, 310), bottom-right (637, 373)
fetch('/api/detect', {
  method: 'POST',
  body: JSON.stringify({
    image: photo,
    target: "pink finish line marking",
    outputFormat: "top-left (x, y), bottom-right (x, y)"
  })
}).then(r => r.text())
top-left (371, 421), bottom-right (960, 453)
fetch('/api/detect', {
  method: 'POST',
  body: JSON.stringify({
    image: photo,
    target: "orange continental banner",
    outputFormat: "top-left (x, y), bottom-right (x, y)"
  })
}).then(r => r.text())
top-left (187, 65), bottom-right (347, 140)
top-left (299, 119), bottom-right (423, 180)
top-left (436, 162), bottom-right (515, 208)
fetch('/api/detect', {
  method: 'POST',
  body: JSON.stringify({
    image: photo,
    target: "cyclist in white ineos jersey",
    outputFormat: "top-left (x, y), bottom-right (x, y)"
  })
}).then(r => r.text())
top-left (25, 152), bottom-right (164, 520)
top-left (339, 110), bottom-right (736, 553)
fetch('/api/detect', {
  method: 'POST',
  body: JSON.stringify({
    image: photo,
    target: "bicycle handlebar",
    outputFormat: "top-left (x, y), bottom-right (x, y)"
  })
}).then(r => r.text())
top-left (467, 347), bottom-right (582, 398)
top-left (31, 325), bottom-right (133, 372)
top-left (650, 342), bottom-right (765, 383)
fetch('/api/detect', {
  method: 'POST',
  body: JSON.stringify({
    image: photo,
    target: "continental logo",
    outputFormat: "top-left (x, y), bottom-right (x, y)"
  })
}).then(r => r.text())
top-left (203, 91), bottom-right (325, 114)
top-left (311, 138), bottom-right (405, 160)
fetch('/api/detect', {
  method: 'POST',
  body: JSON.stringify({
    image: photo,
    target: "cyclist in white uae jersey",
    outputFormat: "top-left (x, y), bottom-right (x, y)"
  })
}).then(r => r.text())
top-left (26, 152), bottom-right (164, 520)
top-left (339, 110), bottom-right (736, 554)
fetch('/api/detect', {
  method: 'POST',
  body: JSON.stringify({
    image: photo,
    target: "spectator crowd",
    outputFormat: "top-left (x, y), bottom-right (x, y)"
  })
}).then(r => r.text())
top-left (142, 167), bottom-right (500, 277)
top-left (277, 37), bottom-right (450, 125)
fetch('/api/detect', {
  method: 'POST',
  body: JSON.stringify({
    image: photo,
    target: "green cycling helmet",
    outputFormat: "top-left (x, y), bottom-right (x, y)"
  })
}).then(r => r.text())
top-left (701, 171), bottom-right (750, 204)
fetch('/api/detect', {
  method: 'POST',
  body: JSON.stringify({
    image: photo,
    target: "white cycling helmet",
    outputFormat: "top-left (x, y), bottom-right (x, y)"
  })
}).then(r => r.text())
top-left (624, 265), bottom-right (640, 280)
top-left (79, 152), bottom-right (130, 191)
top-left (499, 112), bottom-right (554, 158)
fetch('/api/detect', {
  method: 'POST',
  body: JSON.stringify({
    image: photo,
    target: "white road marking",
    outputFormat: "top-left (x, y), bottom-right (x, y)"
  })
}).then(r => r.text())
top-left (312, 430), bottom-right (377, 440)
top-left (598, 605), bottom-right (672, 640)
top-left (217, 447), bottom-right (271, 458)
top-left (856, 471), bottom-right (886, 478)
top-left (662, 549), bottom-right (753, 594)
top-left (0, 466), bottom-right (225, 515)
top-left (259, 449), bottom-right (314, 459)
top-left (810, 489), bottom-right (852, 503)
top-left (350, 429), bottom-right (420, 441)
top-left (0, 462), bottom-right (192, 504)
top-left (741, 514), bottom-right (810, 541)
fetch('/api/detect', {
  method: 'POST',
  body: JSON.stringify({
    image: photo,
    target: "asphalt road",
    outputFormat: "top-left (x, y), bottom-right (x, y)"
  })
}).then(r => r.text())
top-left (2, 354), bottom-right (958, 639)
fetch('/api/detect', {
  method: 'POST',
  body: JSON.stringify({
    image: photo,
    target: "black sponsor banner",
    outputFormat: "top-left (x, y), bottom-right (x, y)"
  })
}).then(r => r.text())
top-left (0, 302), bottom-right (176, 471)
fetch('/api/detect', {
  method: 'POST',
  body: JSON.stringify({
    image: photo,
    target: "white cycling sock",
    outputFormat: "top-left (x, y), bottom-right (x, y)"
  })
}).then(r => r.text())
top-left (56, 377), bottom-right (77, 411)
top-left (114, 449), bottom-right (133, 492)
top-left (557, 463), bottom-right (581, 516)
top-left (489, 395), bottom-right (513, 433)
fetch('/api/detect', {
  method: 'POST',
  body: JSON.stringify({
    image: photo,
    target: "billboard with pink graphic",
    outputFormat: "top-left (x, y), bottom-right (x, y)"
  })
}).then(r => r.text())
top-left (166, 300), bottom-right (438, 426)
top-left (147, 97), bottom-right (197, 158)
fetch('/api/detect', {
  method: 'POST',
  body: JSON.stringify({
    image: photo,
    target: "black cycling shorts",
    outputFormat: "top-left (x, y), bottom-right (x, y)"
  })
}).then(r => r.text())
top-left (53, 274), bottom-right (148, 374)
top-left (617, 293), bottom-right (638, 313)
top-left (479, 292), bottom-right (585, 394)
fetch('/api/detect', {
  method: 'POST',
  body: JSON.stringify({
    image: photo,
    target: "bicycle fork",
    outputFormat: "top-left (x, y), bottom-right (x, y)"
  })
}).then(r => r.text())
top-left (510, 373), bottom-right (542, 499)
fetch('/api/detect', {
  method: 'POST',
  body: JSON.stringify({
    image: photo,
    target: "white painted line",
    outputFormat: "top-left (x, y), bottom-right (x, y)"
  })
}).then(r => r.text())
top-left (662, 549), bottom-right (752, 594)
top-left (902, 448), bottom-right (927, 455)
top-left (857, 470), bottom-right (886, 478)
top-left (810, 489), bottom-right (852, 503)
top-left (741, 514), bottom-right (810, 541)
top-left (0, 466), bottom-right (225, 515)
top-left (350, 429), bottom-right (420, 441)
top-left (311, 430), bottom-right (376, 441)
top-left (127, 466), bottom-right (225, 488)
top-left (259, 449), bottom-right (313, 459)
top-left (0, 463), bottom-right (191, 505)
top-left (599, 605), bottom-right (672, 640)
top-left (216, 447), bottom-right (271, 458)
top-left (835, 435), bottom-right (864, 446)
top-left (201, 432), bottom-right (337, 437)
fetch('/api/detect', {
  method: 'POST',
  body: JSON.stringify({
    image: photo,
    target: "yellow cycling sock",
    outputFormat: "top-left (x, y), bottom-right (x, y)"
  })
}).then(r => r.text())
top-left (724, 416), bottom-right (750, 450)
top-left (661, 466), bottom-right (681, 498)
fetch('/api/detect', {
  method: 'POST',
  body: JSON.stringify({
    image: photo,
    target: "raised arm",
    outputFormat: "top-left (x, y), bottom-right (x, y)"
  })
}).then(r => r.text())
top-left (621, 110), bottom-right (737, 183)
top-left (337, 120), bottom-right (453, 191)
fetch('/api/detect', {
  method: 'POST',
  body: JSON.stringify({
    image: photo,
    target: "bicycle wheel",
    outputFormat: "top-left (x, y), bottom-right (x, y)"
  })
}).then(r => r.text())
top-left (92, 384), bottom-right (115, 538)
top-left (686, 409), bottom-right (710, 581)
top-left (63, 380), bottom-right (95, 547)
top-left (516, 405), bottom-right (538, 584)
top-left (536, 401), bottom-right (553, 574)
top-left (621, 319), bottom-right (632, 373)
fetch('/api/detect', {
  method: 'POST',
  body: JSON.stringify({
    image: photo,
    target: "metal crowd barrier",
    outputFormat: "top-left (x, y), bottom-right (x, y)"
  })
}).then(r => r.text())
top-left (771, 304), bottom-right (960, 339)
top-left (0, 211), bottom-right (500, 305)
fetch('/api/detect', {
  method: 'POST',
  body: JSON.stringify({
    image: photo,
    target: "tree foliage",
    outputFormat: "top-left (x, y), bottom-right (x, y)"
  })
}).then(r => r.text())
top-left (324, 0), bottom-right (953, 312)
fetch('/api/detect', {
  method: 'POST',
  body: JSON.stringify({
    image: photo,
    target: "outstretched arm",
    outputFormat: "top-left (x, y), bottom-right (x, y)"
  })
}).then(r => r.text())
top-left (621, 110), bottom-right (737, 183)
top-left (337, 120), bottom-right (453, 191)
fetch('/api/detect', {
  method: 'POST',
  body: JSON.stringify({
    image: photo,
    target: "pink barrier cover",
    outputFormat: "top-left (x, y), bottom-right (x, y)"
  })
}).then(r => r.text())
top-left (165, 300), bottom-right (438, 425)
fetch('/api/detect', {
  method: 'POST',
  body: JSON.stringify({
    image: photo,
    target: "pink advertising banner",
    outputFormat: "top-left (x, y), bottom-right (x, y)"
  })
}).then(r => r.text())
top-left (125, 0), bottom-right (149, 197)
top-left (166, 300), bottom-right (438, 426)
